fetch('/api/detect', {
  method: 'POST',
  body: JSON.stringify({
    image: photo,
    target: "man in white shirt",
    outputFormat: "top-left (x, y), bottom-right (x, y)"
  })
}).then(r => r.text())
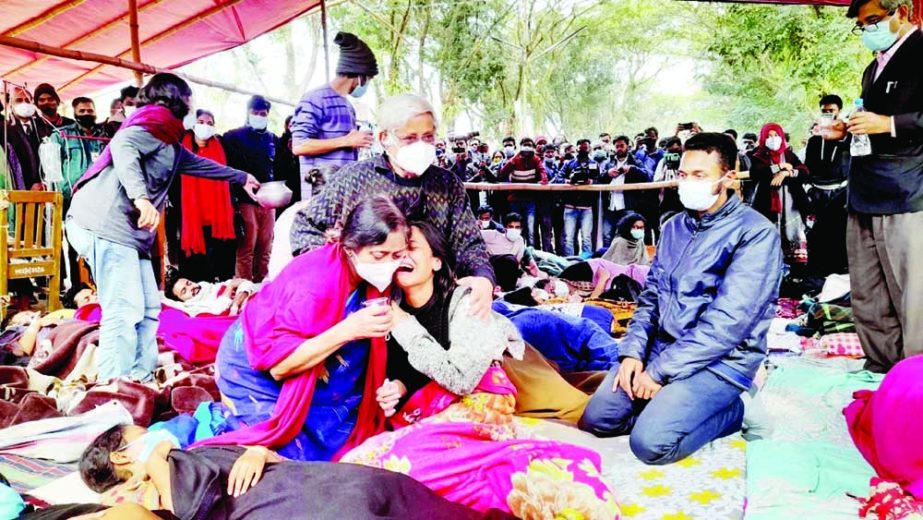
top-left (481, 212), bottom-right (526, 262)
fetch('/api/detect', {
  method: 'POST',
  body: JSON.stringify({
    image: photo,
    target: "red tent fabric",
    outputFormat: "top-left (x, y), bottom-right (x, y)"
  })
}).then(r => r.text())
top-left (0, 0), bottom-right (320, 97)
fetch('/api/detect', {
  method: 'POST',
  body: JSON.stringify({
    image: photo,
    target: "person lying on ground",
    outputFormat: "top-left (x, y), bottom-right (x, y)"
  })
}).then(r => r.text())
top-left (341, 223), bottom-right (618, 518)
top-left (198, 196), bottom-right (408, 461)
top-left (289, 94), bottom-right (496, 320)
top-left (77, 424), bottom-right (503, 520)
top-left (579, 133), bottom-right (782, 465)
top-left (162, 271), bottom-right (258, 317)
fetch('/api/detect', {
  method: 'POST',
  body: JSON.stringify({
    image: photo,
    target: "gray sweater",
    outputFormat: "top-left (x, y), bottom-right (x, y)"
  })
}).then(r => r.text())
top-left (390, 287), bottom-right (525, 395)
top-left (68, 126), bottom-right (249, 253)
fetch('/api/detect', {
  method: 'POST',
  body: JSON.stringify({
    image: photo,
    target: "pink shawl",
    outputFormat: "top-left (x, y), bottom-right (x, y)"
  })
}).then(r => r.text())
top-left (195, 243), bottom-right (388, 455)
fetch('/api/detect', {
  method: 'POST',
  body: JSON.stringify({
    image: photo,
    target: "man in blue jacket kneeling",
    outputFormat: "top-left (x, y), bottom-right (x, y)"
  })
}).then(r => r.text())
top-left (579, 133), bottom-right (782, 465)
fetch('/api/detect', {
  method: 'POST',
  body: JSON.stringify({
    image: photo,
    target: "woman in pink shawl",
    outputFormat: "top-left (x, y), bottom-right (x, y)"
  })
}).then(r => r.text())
top-left (342, 223), bottom-right (620, 519)
top-left (198, 196), bottom-right (409, 461)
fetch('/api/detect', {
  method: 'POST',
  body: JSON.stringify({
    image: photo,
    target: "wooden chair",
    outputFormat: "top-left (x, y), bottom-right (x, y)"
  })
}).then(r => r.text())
top-left (0, 190), bottom-right (64, 321)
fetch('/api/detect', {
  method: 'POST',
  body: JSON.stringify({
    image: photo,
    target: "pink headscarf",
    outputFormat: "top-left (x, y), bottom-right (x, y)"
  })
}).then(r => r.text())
top-left (758, 122), bottom-right (789, 164)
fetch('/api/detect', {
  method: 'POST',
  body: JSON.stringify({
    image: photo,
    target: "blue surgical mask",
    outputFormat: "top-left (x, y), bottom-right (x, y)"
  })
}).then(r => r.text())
top-left (861, 15), bottom-right (899, 52)
top-left (630, 229), bottom-right (645, 241)
top-left (351, 79), bottom-right (370, 98)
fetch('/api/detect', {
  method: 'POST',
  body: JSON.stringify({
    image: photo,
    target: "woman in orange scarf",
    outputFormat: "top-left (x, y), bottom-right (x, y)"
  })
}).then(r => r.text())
top-left (175, 109), bottom-right (237, 280)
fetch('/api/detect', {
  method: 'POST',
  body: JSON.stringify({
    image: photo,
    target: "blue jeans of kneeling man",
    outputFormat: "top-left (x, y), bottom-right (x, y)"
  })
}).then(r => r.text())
top-left (578, 360), bottom-right (745, 465)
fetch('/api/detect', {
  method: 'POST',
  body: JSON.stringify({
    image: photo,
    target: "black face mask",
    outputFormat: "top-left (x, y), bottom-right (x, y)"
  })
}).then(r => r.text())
top-left (76, 115), bottom-right (96, 128)
top-left (564, 153), bottom-right (575, 161)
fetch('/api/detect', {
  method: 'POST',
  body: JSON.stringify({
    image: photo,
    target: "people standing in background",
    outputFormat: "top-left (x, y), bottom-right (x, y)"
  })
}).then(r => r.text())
top-left (561, 139), bottom-right (599, 257)
top-left (275, 115), bottom-right (302, 209)
top-left (748, 123), bottom-right (811, 267)
top-left (173, 109), bottom-right (238, 282)
top-left (52, 97), bottom-right (108, 287)
top-left (292, 32), bottom-right (379, 199)
top-left (33, 83), bottom-right (73, 128)
top-left (223, 96), bottom-right (278, 283)
top-left (804, 94), bottom-right (850, 276)
top-left (498, 137), bottom-right (549, 250)
top-left (834, 0), bottom-right (923, 372)
top-left (2, 86), bottom-right (51, 190)
top-left (723, 129), bottom-right (752, 172)
top-left (602, 136), bottom-right (654, 247)
top-left (104, 86), bottom-right (140, 136)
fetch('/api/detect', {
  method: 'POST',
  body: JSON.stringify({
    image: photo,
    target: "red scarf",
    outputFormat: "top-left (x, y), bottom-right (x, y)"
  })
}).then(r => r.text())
top-left (73, 105), bottom-right (185, 192)
top-left (759, 122), bottom-right (789, 215)
top-left (194, 244), bottom-right (387, 457)
top-left (180, 133), bottom-right (235, 256)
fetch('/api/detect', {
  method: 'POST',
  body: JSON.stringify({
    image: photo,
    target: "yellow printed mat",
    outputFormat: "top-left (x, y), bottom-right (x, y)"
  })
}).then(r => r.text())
top-left (519, 419), bottom-right (746, 520)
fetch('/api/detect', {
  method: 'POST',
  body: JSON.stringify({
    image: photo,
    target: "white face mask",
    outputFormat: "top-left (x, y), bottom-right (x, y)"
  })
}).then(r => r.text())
top-left (123, 105), bottom-right (137, 118)
top-left (480, 220), bottom-right (491, 229)
top-left (120, 429), bottom-right (180, 464)
top-left (248, 114), bottom-right (269, 131)
top-left (13, 103), bottom-right (36, 119)
top-left (193, 123), bottom-right (217, 141)
top-left (182, 112), bottom-right (196, 130)
top-left (506, 228), bottom-right (522, 242)
top-left (765, 136), bottom-right (783, 151)
top-left (352, 257), bottom-right (401, 292)
top-left (630, 229), bottom-right (645, 241)
top-left (678, 177), bottom-right (724, 212)
top-left (393, 140), bottom-right (437, 176)
top-left (553, 280), bottom-right (569, 298)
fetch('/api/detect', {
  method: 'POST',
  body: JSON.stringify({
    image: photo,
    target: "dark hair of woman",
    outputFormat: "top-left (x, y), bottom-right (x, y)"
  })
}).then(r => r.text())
top-left (616, 212), bottom-right (647, 241)
top-left (340, 195), bottom-right (409, 252)
top-left (409, 221), bottom-right (456, 301)
top-left (137, 72), bottom-right (193, 120)
top-left (78, 425), bottom-right (125, 493)
top-left (195, 108), bottom-right (215, 120)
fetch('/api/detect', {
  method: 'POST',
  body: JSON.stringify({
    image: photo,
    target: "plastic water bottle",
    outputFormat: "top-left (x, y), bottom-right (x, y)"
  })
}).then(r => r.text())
top-left (850, 98), bottom-right (872, 157)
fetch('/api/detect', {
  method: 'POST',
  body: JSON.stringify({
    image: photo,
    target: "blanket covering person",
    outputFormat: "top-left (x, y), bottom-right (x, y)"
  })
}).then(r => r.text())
top-left (845, 355), bottom-right (923, 502)
top-left (196, 243), bottom-right (387, 458)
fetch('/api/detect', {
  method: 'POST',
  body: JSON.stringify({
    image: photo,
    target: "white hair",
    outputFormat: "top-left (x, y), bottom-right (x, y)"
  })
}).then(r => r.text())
top-left (376, 94), bottom-right (439, 135)
top-left (881, 0), bottom-right (913, 15)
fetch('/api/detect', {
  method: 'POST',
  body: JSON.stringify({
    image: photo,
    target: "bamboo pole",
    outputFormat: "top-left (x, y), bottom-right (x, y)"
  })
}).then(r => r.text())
top-left (128, 0), bottom-right (143, 87)
top-left (321, 0), bottom-right (330, 83)
top-left (59, 0), bottom-right (248, 92)
top-left (3, 0), bottom-right (170, 79)
top-left (464, 172), bottom-right (749, 192)
top-left (0, 34), bottom-right (296, 106)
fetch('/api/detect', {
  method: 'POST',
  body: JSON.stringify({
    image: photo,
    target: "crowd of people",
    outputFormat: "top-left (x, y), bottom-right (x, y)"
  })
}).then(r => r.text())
top-left (1, 0), bottom-right (922, 516)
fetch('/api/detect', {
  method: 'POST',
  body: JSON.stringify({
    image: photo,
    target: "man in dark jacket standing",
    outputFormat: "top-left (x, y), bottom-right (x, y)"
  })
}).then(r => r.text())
top-left (835, 0), bottom-right (923, 372)
top-left (224, 95), bottom-right (277, 282)
top-left (579, 133), bottom-right (782, 465)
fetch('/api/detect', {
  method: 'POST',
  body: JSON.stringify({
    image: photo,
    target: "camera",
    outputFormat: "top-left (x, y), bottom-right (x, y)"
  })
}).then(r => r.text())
top-left (680, 123), bottom-right (694, 131)
top-left (447, 131), bottom-right (480, 142)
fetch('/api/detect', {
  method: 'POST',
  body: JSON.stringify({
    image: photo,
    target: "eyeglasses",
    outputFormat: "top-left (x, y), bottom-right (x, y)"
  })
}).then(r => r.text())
top-left (852, 11), bottom-right (895, 35)
top-left (393, 132), bottom-right (436, 146)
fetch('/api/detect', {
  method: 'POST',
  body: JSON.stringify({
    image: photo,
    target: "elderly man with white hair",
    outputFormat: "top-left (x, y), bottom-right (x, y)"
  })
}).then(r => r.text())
top-left (289, 94), bottom-right (496, 317)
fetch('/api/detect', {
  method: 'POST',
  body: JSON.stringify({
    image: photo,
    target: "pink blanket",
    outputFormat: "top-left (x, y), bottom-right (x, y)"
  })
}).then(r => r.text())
top-left (845, 355), bottom-right (923, 499)
top-left (75, 303), bottom-right (235, 364)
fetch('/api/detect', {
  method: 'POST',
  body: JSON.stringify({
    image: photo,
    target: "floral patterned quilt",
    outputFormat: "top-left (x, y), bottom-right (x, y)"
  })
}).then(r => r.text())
top-left (519, 418), bottom-right (747, 519)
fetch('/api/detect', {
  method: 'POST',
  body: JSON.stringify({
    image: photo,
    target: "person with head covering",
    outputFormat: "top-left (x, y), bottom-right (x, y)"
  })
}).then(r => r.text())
top-left (747, 122), bottom-right (811, 265)
top-left (223, 95), bottom-right (278, 283)
top-left (291, 32), bottom-right (379, 199)
top-left (602, 212), bottom-right (651, 266)
top-left (33, 83), bottom-right (73, 128)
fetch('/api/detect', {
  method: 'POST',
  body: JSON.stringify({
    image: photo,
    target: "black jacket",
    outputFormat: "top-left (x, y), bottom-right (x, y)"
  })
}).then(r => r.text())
top-left (850, 29), bottom-right (923, 214)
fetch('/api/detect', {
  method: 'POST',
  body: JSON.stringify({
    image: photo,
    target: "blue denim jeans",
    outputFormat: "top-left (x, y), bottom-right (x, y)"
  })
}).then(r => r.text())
top-left (563, 206), bottom-right (594, 257)
top-left (602, 209), bottom-right (628, 249)
top-left (578, 361), bottom-right (744, 465)
top-left (509, 201), bottom-right (537, 247)
top-left (65, 220), bottom-right (159, 381)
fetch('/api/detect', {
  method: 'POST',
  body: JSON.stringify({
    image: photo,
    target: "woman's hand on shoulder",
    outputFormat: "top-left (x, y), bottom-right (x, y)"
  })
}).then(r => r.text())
top-left (227, 446), bottom-right (270, 498)
top-left (390, 302), bottom-right (410, 325)
top-left (457, 276), bottom-right (494, 321)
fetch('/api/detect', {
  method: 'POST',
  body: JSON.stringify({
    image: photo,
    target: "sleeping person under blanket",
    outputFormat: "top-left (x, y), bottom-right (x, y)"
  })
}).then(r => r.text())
top-left (162, 272), bottom-right (258, 317)
top-left (76, 424), bottom-right (505, 520)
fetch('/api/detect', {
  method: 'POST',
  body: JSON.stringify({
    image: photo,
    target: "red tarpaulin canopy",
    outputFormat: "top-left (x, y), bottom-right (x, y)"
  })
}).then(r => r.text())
top-left (0, 0), bottom-right (321, 97)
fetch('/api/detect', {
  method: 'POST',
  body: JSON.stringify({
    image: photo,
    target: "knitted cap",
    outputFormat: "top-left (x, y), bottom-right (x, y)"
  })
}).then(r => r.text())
top-left (33, 83), bottom-right (60, 103)
top-left (335, 32), bottom-right (379, 77)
